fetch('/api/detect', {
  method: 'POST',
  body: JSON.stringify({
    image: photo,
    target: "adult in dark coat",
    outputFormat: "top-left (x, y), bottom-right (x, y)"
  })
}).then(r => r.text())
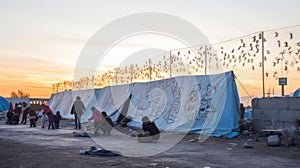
top-left (137, 116), bottom-right (160, 143)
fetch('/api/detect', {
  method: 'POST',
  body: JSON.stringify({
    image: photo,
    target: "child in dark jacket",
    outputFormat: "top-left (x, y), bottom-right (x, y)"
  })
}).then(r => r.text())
top-left (54, 111), bottom-right (62, 129)
top-left (48, 112), bottom-right (55, 129)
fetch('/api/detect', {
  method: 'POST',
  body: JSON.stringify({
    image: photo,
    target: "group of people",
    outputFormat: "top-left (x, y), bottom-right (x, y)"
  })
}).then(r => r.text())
top-left (71, 96), bottom-right (160, 142)
top-left (5, 102), bottom-right (62, 129)
top-left (6, 101), bottom-right (37, 127)
top-left (41, 104), bottom-right (62, 129)
top-left (6, 96), bottom-right (160, 143)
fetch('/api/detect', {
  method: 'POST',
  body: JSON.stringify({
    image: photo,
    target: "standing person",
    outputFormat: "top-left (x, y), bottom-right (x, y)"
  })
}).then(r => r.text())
top-left (240, 103), bottom-right (245, 119)
top-left (14, 103), bottom-right (22, 124)
top-left (41, 112), bottom-right (48, 128)
top-left (42, 104), bottom-right (52, 116)
top-left (28, 109), bottom-right (38, 128)
top-left (70, 96), bottom-right (86, 129)
top-left (20, 102), bottom-right (30, 125)
top-left (9, 102), bottom-right (13, 112)
top-left (137, 116), bottom-right (160, 143)
top-left (88, 106), bottom-right (102, 135)
top-left (48, 112), bottom-right (55, 129)
top-left (54, 111), bottom-right (62, 129)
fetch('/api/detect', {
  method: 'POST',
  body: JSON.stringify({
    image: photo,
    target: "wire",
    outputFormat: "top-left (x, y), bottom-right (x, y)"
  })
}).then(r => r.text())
top-left (234, 74), bottom-right (253, 99)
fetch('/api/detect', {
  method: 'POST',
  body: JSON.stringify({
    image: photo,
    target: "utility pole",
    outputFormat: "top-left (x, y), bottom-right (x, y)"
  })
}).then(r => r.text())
top-left (261, 31), bottom-right (265, 97)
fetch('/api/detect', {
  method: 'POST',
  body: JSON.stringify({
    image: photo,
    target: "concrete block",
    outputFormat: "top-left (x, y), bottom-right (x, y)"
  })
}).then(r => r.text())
top-left (262, 110), bottom-right (279, 121)
top-left (289, 97), bottom-right (300, 110)
top-left (278, 110), bottom-right (295, 122)
top-left (252, 119), bottom-right (265, 131)
top-left (252, 109), bottom-right (262, 120)
top-left (258, 97), bottom-right (289, 110)
top-left (252, 98), bottom-right (259, 109)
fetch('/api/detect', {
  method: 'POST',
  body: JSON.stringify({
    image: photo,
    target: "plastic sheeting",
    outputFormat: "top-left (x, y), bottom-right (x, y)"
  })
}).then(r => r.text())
top-left (48, 71), bottom-right (240, 137)
top-left (292, 88), bottom-right (300, 97)
top-left (0, 96), bottom-right (9, 111)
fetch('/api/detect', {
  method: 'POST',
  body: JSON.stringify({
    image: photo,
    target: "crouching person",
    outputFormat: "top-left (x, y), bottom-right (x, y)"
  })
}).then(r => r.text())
top-left (28, 109), bottom-right (38, 127)
top-left (137, 116), bottom-right (160, 143)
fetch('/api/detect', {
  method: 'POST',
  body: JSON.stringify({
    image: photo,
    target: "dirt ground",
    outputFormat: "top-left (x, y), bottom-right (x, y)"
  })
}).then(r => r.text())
top-left (0, 120), bottom-right (299, 168)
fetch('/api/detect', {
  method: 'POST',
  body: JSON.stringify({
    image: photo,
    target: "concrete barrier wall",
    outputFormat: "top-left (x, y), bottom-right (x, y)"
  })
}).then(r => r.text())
top-left (252, 97), bottom-right (300, 138)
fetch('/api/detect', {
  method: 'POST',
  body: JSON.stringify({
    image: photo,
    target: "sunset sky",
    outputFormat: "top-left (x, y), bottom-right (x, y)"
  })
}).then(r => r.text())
top-left (0, 0), bottom-right (299, 98)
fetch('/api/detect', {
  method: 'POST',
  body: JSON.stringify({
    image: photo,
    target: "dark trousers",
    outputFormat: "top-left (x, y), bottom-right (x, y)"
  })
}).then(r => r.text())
top-left (55, 122), bottom-right (60, 129)
top-left (74, 113), bottom-right (81, 129)
top-left (21, 115), bottom-right (27, 124)
top-left (48, 121), bottom-right (55, 129)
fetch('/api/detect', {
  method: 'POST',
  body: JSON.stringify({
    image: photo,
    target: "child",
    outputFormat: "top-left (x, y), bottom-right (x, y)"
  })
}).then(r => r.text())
top-left (54, 111), bottom-right (62, 129)
top-left (41, 112), bottom-right (48, 128)
top-left (88, 106), bottom-right (102, 135)
top-left (48, 111), bottom-right (55, 129)
top-left (28, 109), bottom-right (38, 128)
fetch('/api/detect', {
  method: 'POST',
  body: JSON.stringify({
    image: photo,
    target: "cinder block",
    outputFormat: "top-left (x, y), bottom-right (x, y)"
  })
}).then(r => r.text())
top-left (252, 109), bottom-right (262, 120)
top-left (252, 119), bottom-right (265, 131)
top-left (258, 97), bottom-right (289, 110)
top-left (289, 97), bottom-right (300, 110)
top-left (278, 110), bottom-right (295, 122)
top-left (262, 110), bottom-right (279, 121)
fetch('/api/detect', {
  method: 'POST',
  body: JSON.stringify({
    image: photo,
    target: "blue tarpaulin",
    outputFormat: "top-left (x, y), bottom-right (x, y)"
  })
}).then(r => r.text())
top-left (48, 71), bottom-right (240, 138)
top-left (0, 96), bottom-right (9, 111)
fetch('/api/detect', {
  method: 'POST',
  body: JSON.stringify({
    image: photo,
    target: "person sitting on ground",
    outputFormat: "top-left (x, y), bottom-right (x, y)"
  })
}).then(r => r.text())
top-left (6, 110), bottom-right (13, 124)
top-left (88, 106), bottom-right (102, 135)
top-left (54, 111), bottom-right (62, 129)
top-left (41, 112), bottom-right (48, 128)
top-left (28, 109), bottom-right (38, 128)
top-left (100, 112), bottom-right (113, 135)
top-left (48, 111), bottom-right (55, 129)
top-left (137, 116), bottom-right (160, 143)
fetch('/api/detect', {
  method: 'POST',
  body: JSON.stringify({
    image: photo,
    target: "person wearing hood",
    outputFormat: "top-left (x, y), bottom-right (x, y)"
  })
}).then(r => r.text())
top-left (137, 116), bottom-right (160, 143)
top-left (70, 96), bottom-right (86, 129)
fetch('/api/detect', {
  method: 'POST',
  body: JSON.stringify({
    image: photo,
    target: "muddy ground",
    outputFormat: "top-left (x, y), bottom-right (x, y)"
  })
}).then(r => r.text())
top-left (0, 120), bottom-right (299, 168)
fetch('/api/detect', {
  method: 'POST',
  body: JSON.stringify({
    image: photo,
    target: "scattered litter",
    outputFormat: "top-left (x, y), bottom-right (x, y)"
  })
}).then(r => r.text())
top-left (189, 139), bottom-right (195, 142)
top-left (149, 163), bottom-right (158, 166)
top-left (226, 148), bottom-right (233, 150)
top-left (203, 166), bottom-right (211, 168)
top-left (243, 142), bottom-right (254, 148)
top-left (79, 146), bottom-right (121, 156)
top-left (73, 132), bottom-right (90, 137)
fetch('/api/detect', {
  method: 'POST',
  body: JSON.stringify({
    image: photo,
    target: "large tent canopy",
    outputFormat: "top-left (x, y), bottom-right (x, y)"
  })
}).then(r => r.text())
top-left (48, 71), bottom-right (240, 137)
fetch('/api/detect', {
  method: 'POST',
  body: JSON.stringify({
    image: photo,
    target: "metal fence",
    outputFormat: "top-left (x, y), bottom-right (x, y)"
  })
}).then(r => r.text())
top-left (52, 25), bottom-right (300, 103)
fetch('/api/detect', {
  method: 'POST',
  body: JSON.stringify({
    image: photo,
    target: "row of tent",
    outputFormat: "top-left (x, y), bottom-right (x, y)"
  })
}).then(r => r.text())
top-left (48, 71), bottom-right (241, 138)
